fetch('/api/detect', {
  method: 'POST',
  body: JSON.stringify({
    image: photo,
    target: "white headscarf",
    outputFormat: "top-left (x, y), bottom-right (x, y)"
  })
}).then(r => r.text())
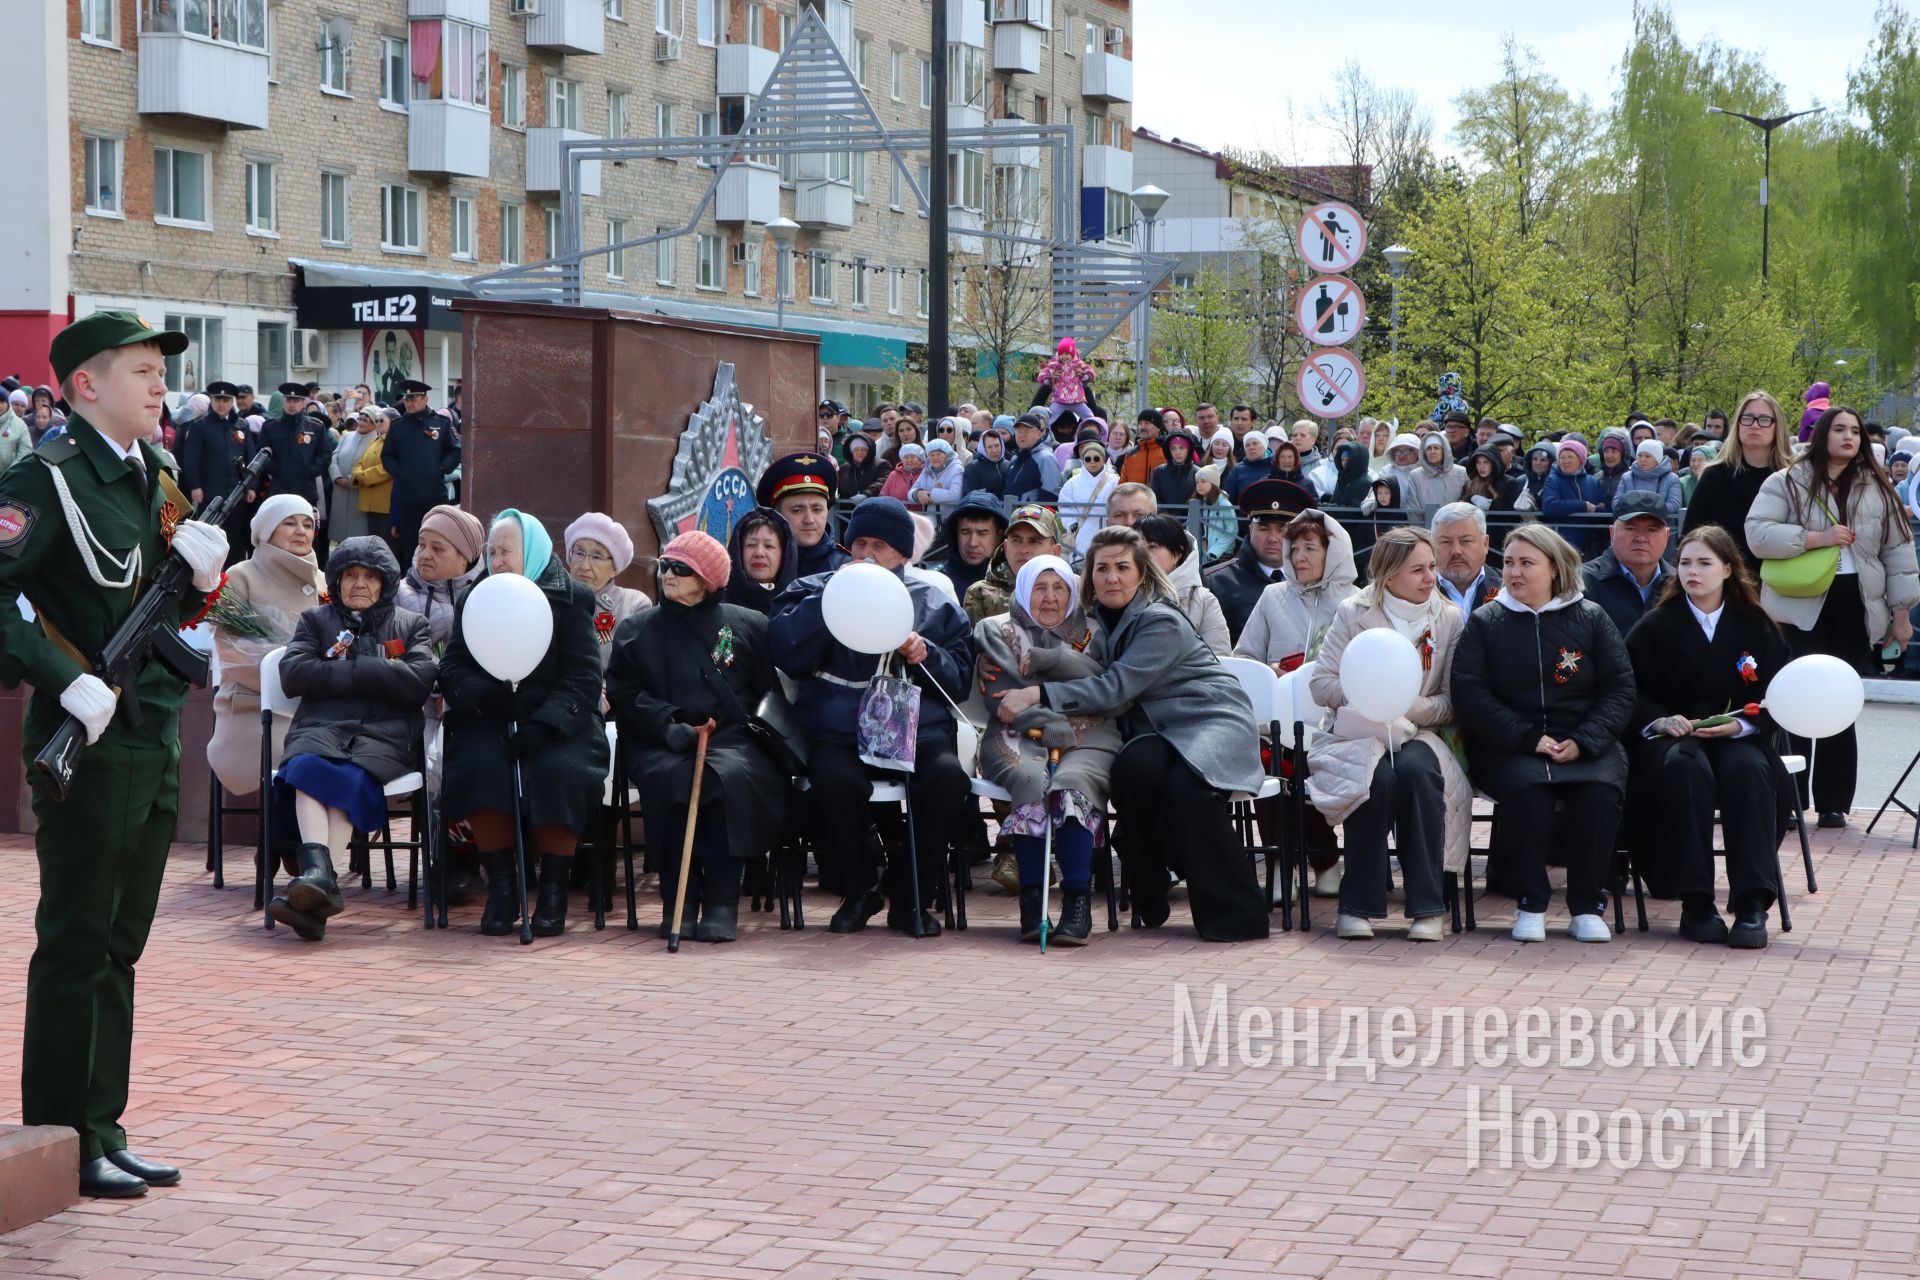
top-left (1013, 554), bottom-right (1076, 619)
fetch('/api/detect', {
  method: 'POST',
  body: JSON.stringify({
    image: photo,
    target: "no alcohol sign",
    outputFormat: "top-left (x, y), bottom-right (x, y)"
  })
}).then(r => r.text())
top-left (1294, 274), bottom-right (1368, 346)
top-left (1296, 349), bottom-right (1366, 418)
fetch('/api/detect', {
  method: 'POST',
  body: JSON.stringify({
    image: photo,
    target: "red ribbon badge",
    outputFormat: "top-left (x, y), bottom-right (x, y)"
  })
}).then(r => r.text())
top-left (594, 610), bottom-right (616, 643)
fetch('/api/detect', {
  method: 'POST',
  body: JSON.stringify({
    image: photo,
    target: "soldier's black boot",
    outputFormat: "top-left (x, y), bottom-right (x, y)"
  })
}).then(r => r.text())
top-left (531, 854), bottom-right (571, 937)
top-left (1052, 889), bottom-right (1093, 947)
top-left (1019, 887), bottom-right (1044, 943)
top-left (285, 843), bottom-right (345, 919)
top-left (479, 849), bottom-right (520, 936)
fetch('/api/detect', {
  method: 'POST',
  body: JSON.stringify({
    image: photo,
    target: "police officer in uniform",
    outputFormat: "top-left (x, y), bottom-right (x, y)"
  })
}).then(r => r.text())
top-left (1205, 477), bottom-right (1319, 642)
top-left (0, 312), bottom-right (230, 1197)
top-left (381, 379), bottom-right (459, 569)
top-left (256, 381), bottom-right (333, 515)
top-left (233, 383), bottom-right (257, 420)
top-left (756, 452), bottom-right (847, 576)
top-left (184, 382), bottom-right (252, 566)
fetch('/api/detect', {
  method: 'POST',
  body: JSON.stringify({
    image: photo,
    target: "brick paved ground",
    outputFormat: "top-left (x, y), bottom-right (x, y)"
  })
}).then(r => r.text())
top-left (3, 819), bottom-right (1919, 1279)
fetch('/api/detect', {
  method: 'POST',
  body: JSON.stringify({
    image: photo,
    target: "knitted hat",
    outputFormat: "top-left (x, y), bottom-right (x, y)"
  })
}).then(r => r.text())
top-left (1194, 463), bottom-right (1222, 488)
top-left (420, 504), bottom-right (484, 565)
top-left (1557, 439), bottom-right (1590, 468)
top-left (250, 493), bottom-right (315, 548)
top-left (660, 530), bottom-right (731, 593)
top-left (844, 496), bottom-right (916, 559)
top-left (564, 511), bottom-right (635, 573)
top-left (1078, 438), bottom-right (1109, 462)
top-left (898, 442), bottom-right (927, 462)
top-left (1635, 440), bottom-right (1664, 463)
top-left (926, 439), bottom-right (954, 458)
top-left (6, 389), bottom-right (26, 407)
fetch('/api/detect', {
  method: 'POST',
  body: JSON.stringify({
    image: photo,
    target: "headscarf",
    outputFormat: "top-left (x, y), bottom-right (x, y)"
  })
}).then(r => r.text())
top-left (1012, 553), bottom-right (1076, 621)
top-left (489, 508), bottom-right (553, 580)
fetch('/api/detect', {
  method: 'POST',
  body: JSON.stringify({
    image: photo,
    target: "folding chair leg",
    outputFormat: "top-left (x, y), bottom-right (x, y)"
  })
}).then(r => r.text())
top-left (950, 839), bottom-right (968, 931)
top-left (405, 801), bottom-right (420, 912)
top-left (1463, 854), bottom-right (1477, 932)
top-left (1612, 862), bottom-right (1626, 935)
top-left (1445, 871), bottom-right (1461, 934)
top-left (1632, 869), bottom-right (1648, 932)
top-left (1097, 842), bottom-right (1119, 932)
top-left (623, 803), bottom-right (640, 932)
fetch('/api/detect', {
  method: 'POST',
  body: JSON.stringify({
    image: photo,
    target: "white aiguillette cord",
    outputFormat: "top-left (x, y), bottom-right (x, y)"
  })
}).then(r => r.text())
top-left (47, 463), bottom-right (142, 591)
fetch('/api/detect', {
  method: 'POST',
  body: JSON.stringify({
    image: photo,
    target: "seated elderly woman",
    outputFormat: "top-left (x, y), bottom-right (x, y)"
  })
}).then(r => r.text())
top-left (265, 538), bottom-right (436, 941)
top-left (1450, 522), bottom-right (1635, 944)
top-left (440, 510), bottom-right (610, 938)
top-left (975, 554), bottom-right (1121, 945)
top-left (724, 507), bottom-right (798, 614)
top-left (998, 527), bottom-right (1268, 941)
top-left (564, 512), bottom-right (653, 667)
top-left (207, 494), bottom-right (328, 815)
top-left (1306, 528), bottom-right (1473, 942)
top-left (606, 531), bottom-right (788, 943)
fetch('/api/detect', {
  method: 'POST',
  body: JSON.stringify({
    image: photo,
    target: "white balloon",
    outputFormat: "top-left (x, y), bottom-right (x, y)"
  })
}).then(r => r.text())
top-left (822, 562), bottom-right (914, 654)
top-left (1765, 654), bottom-right (1865, 740)
top-left (1342, 628), bottom-right (1424, 723)
top-left (460, 572), bottom-right (554, 684)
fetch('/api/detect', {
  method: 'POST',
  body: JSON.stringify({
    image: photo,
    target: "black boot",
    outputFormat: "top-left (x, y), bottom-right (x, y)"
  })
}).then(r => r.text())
top-left (479, 849), bottom-right (521, 936)
top-left (1678, 897), bottom-right (1729, 944)
top-left (886, 902), bottom-right (942, 937)
top-left (700, 862), bottom-right (742, 943)
top-left (1052, 889), bottom-right (1093, 946)
top-left (1018, 887), bottom-right (1044, 943)
top-left (531, 854), bottom-right (570, 937)
top-left (1729, 902), bottom-right (1769, 950)
top-left (267, 894), bottom-right (327, 941)
top-left (829, 888), bottom-right (885, 933)
top-left (443, 854), bottom-right (482, 906)
top-left (285, 843), bottom-right (345, 919)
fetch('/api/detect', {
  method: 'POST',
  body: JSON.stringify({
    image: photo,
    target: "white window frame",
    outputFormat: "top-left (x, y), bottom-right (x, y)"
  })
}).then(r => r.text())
top-left (777, 245), bottom-right (793, 301)
top-left (379, 182), bottom-right (423, 254)
top-left (743, 239), bottom-right (761, 296)
top-left (889, 49), bottom-right (902, 101)
top-left (655, 0), bottom-right (675, 36)
top-left (549, 78), bottom-right (583, 131)
top-left (915, 269), bottom-right (930, 318)
top-left (320, 170), bottom-right (350, 245)
top-left (450, 195), bottom-right (475, 261)
top-left (83, 134), bottom-right (123, 218)
top-left (503, 64), bottom-right (527, 130)
top-left (500, 202), bottom-right (523, 266)
top-left (606, 0), bottom-right (626, 19)
top-left (244, 159), bottom-right (277, 236)
top-left (152, 145), bottom-right (210, 229)
top-left (852, 150), bottom-right (868, 201)
top-left (1084, 18), bottom-right (1099, 54)
top-left (745, 2), bottom-right (764, 46)
top-left (143, 0), bottom-right (268, 50)
top-left (607, 218), bottom-right (628, 281)
top-left (655, 100), bottom-right (675, 143)
top-left (380, 36), bottom-right (408, 111)
top-left (887, 266), bottom-right (901, 315)
top-left (81, 0), bottom-right (116, 46)
top-left (919, 56), bottom-right (933, 109)
top-left (695, 109), bottom-right (718, 164)
top-left (696, 0), bottom-right (716, 45)
top-left (854, 36), bottom-right (869, 86)
top-left (544, 206), bottom-right (561, 260)
top-left (916, 162), bottom-right (931, 218)
top-left (889, 161), bottom-right (903, 211)
top-left (412, 20), bottom-right (488, 109)
top-left (608, 91), bottom-right (629, 138)
top-left (697, 232), bottom-right (724, 291)
top-left (319, 17), bottom-right (351, 97)
top-left (852, 256), bottom-right (868, 309)
top-left (655, 227), bottom-right (676, 286)
top-left (809, 251), bottom-right (834, 305)
top-left (162, 314), bottom-right (224, 390)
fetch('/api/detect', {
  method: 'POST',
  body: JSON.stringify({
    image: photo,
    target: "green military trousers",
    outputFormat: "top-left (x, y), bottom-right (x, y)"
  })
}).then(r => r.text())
top-left (21, 737), bottom-right (180, 1161)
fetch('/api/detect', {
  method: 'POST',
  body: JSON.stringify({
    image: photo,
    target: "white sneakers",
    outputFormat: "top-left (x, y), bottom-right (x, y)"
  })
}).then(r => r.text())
top-left (1313, 863), bottom-right (1343, 898)
top-left (1511, 910), bottom-right (1547, 943)
top-left (1569, 914), bottom-right (1613, 943)
top-left (1408, 916), bottom-right (1446, 942)
top-left (1335, 913), bottom-right (1374, 939)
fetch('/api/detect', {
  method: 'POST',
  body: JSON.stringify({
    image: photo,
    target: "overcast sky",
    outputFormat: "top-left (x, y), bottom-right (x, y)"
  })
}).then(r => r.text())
top-left (1133, 1), bottom-right (1887, 163)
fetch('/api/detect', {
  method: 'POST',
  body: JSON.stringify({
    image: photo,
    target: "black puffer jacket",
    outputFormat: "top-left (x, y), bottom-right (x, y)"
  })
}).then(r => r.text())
top-left (1449, 592), bottom-right (1636, 797)
top-left (278, 537), bottom-right (437, 784)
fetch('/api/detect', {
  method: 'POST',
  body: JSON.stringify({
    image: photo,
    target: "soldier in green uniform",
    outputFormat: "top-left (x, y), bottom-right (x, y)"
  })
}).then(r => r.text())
top-left (0, 313), bottom-right (231, 1198)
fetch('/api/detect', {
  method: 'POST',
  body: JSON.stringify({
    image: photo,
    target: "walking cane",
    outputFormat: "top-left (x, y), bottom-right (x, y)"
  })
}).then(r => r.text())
top-left (507, 714), bottom-right (534, 945)
top-left (1026, 726), bottom-right (1061, 953)
top-left (667, 723), bottom-right (714, 953)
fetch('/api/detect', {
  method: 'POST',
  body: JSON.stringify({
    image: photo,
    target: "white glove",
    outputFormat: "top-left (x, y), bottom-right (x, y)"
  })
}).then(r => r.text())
top-left (59, 673), bottom-right (118, 745)
top-left (170, 520), bottom-right (228, 592)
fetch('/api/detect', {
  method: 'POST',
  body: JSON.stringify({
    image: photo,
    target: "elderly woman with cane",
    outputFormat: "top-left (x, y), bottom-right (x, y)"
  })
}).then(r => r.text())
top-left (439, 510), bottom-right (608, 939)
top-left (974, 554), bottom-right (1121, 946)
top-left (606, 531), bottom-right (789, 943)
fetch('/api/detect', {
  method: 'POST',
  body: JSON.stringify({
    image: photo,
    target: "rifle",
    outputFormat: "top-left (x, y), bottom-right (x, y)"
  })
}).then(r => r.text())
top-left (33, 448), bottom-right (273, 801)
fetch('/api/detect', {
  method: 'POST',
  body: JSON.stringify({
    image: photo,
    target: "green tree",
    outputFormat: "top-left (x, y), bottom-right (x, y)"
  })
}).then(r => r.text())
top-left (1148, 265), bottom-right (1254, 412)
top-left (1840, 3), bottom-right (1920, 391)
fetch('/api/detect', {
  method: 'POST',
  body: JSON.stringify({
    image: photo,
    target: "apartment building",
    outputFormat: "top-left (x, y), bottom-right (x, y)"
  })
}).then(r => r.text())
top-left (8, 0), bottom-right (1132, 412)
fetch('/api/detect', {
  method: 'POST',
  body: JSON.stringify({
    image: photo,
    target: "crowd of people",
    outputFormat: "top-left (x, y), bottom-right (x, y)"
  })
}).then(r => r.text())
top-left (187, 376), bottom-right (1917, 952)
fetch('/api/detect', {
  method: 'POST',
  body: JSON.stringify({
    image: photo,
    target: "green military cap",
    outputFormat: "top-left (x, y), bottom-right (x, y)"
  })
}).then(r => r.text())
top-left (49, 310), bottom-right (187, 385)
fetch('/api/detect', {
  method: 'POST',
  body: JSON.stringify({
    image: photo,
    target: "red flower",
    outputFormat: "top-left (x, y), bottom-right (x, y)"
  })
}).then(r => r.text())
top-left (1743, 702), bottom-right (1762, 718)
top-left (594, 610), bottom-right (617, 643)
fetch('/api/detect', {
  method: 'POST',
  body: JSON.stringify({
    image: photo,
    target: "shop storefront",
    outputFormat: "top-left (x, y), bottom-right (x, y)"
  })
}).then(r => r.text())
top-left (290, 259), bottom-right (471, 411)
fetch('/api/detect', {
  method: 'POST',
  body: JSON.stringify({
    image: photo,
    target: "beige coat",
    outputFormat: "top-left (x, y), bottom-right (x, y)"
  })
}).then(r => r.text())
top-left (1305, 595), bottom-right (1474, 874)
top-left (207, 542), bottom-right (328, 794)
top-left (1747, 460), bottom-right (1920, 641)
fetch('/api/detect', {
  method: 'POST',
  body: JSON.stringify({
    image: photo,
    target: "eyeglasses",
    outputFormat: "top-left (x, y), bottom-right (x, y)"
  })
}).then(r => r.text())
top-left (659, 559), bottom-right (698, 577)
top-left (1736, 413), bottom-right (1777, 427)
top-left (568, 547), bottom-right (612, 567)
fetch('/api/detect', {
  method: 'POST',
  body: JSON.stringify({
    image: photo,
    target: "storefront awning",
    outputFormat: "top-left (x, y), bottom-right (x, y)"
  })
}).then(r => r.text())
top-left (291, 259), bottom-right (473, 333)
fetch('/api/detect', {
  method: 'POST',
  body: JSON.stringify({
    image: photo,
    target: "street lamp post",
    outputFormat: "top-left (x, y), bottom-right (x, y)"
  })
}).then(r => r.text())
top-left (767, 217), bottom-right (799, 332)
top-left (1383, 243), bottom-right (1411, 395)
top-left (1129, 183), bottom-right (1169, 417)
top-left (1708, 106), bottom-right (1824, 281)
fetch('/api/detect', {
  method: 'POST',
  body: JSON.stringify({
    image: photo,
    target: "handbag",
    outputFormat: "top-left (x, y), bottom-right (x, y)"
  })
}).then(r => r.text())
top-left (748, 685), bottom-right (809, 776)
top-left (1759, 490), bottom-right (1842, 599)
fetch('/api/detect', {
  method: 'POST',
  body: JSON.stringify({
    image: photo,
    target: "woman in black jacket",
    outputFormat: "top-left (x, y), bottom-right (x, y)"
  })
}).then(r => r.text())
top-left (962, 427), bottom-right (1010, 498)
top-left (723, 507), bottom-right (797, 615)
top-left (607, 531), bottom-right (789, 942)
top-left (267, 537), bottom-right (437, 941)
top-left (440, 510), bottom-right (610, 938)
top-left (1681, 389), bottom-right (1798, 573)
top-left (1461, 445), bottom-right (1520, 512)
top-left (836, 431), bottom-right (891, 500)
top-left (1625, 525), bottom-right (1793, 949)
top-left (1451, 523), bottom-right (1635, 944)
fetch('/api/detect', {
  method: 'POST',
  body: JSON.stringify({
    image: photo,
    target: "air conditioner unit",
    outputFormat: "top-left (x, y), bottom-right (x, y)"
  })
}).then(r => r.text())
top-left (509, 0), bottom-right (539, 15)
top-left (1104, 24), bottom-right (1126, 49)
top-left (655, 32), bottom-right (683, 61)
top-left (730, 242), bottom-right (751, 265)
top-left (291, 329), bottom-right (326, 370)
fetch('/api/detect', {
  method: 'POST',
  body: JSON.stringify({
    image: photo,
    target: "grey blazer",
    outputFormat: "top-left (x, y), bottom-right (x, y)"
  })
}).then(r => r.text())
top-left (1043, 591), bottom-right (1265, 794)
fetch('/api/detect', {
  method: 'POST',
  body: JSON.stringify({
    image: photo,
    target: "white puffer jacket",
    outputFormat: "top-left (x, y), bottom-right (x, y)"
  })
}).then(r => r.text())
top-left (1305, 594), bottom-right (1475, 874)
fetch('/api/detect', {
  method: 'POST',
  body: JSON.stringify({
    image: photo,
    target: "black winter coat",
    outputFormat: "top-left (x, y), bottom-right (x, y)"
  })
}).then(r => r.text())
top-left (439, 558), bottom-right (609, 835)
top-left (1205, 542), bottom-right (1286, 643)
top-left (279, 537), bottom-right (437, 783)
top-left (606, 596), bottom-right (789, 860)
top-left (183, 408), bottom-right (249, 498)
top-left (1579, 550), bottom-right (1666, 640)
top-left (1624, 598), bottom-right (1794, 770)
top-left (1681, 462), bottom-right (1776, 573)
top-left (381, 407), bottom-right (460, 505)
top-left (258, 413), bottom-right (332, 502)
top-left (1450, 595), bottom-right (1636, 797)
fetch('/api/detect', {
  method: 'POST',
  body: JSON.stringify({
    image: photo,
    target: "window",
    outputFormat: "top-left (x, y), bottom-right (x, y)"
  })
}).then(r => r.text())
top-left (655, 227), bottom-right (676, 285)
top-left (256, 323), bottom-right (288, 394)
top-left (889, 49), bottom-right (902, 100)
top-left (655, 0), bottom-right (675, 35)
top-left (947, 42), bottom-right (984, 109)
top-left (696, 110), bottom-right (717, 163)
top-left (854, 37), bottom-right (869, 85)
top-left (776, 243), bottom-right (793, 301)
top-left (380, 37), bottom-right (408, 109)
top-left (852, 256), bottom-right (868, 309)
top-left (451, 196), bottom-right (474, 260)
top-left (809, 251), bottom-right (834, 304)
top-left (655, 100), bottom-right (675, 140)
top-left (411, 20), bottom-right (489, 108)
top-left (500, 202), bottom-right (523, 265)
top-left (81, 0), bottom-right (114, 44)
top-left (697, 233), bottom-right (723, 290)
top-left (607, 219), bottom-right (627, 280)
top-left (244, 160), bottom-right (276, 234)
top-left (919, 57), bottom-right (933, 109)
top-left (1084, 110), bottom-right (1101, 144)
top-left (1084, 18), bottom-right (1099, 54)
top-left (550, 78), bottom-right (582, 131)
top-left (380, 183), bottom-right (422, 252)
top-left (745, 2), bottom-right (763, 46)
top-left (1105, 190), bottom-right (1134, 245)
top-left (743, 239), bottom-right (761, 296)
top-left (887, 266), bottom-right (901, 315)
top-left (319, 18), bottom-right (350, 95)
top-left (916, 161), bottom-right (931, 217)
top-left (320, 171), bottom-right (349, 244)
top-left (83, 136), bottom-right (122, 216)
top-left (823, 0), bottom-right (850, 51)
top-left (889, 161), bottom-right (903, 211)
top-left (606, 0), bottom-right (624, 17)
top-left (503, 64), bottom-right (526, 129)
top-left (162, 315), bottom-right (223, 391)
top-left (608, 91), bottom-right (629, 138)
top-left (145, 0), bottom-right (267, 50)
top-left (152, 145), bottom-right (209, 226)
top-left (778, 11), bottom-right (791, 46)
top-left (949, 148), bottom-right (984, 211)
top-left (696, 0), bottom-right (716, 44)
top-left (993, 164), bottom-right (1041, 225)
top-left (545, 207), bottom-right (561, 259)
top-left (852, 150), bottom-right (868, 200)
top-left (916, 269), bottom-right (930, 318)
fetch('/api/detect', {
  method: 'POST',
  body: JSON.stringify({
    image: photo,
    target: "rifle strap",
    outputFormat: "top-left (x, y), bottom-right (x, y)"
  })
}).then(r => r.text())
top-left (26, 598), bottom-right (93, 681)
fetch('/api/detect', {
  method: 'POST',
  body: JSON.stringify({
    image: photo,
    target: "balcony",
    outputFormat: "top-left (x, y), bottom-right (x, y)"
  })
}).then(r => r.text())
top-left (716, 163), bottom-right (780, 224)
top-left (992, 22), bottom-right (1041, 74)
top-left (1083, 51), bottom-right (1132, 102)
top-left (1082, 143), bottom-right (1132, 193)
top-left (796, 179), bottom-right (854, 229)
top-left (408, 0), bottom-right (489, 20)
top-left (948, 102), bottom-right (986, 133)
top-left (952, 2), bottom-right (986, 47)
top-left (525, 128), bottom-right (603, 195)
top-left (409, 101), bottom-right (490, 177)
top-left (950, 207), bottom-right (983, 257)
top-left (990, 118), bottom-right (1041, 168)
top-left (137, 33), bottom-right (269, 130)
top-left (525, 0), bottom-right (603, 55)
top-left (717, 40), bottom-right (778, 96)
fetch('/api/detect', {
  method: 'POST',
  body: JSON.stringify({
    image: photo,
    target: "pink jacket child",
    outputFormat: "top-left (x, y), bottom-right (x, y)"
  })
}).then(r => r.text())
top-left (1037, 337), bottom-right (1098, 428)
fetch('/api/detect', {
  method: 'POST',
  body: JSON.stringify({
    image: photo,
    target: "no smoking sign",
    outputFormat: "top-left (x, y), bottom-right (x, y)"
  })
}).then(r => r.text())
top-left (1296, 349), bottom-right (1366, 418)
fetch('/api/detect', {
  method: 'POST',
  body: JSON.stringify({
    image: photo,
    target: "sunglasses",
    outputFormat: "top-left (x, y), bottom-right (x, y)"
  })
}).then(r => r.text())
top-left (936, 425), bottom-right (956, 434)
top-left (817, 409), bottom-right (837, 418)
top-left (659, 559), bottom-right (698, 577)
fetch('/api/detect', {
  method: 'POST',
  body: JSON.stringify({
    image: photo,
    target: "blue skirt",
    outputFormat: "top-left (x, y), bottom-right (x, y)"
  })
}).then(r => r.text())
top-left (276, 754), bottom-right (389, 835)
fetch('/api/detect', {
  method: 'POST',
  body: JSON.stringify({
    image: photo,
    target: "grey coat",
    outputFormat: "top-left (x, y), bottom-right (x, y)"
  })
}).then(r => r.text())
top-left (972, 605), bottom-right (1120, 809)
top-left (1043, 591), bottom-right (1265, 793)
